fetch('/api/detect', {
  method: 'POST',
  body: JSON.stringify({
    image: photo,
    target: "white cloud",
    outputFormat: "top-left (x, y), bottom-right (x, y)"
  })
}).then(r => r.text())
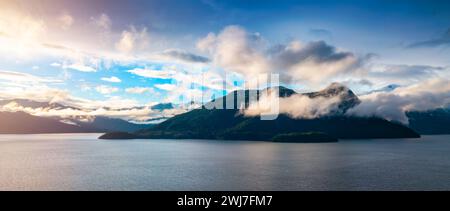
top-left (50, 62), bottom-right (62, 67)
top-left (0, 70), bottom-right (61, 83)
top-left (365, 64), bottom-right (444, 86)
top-left (127, 68), bottom-right (175, 79)
top-left (125, 87), bottom-right (155, 94)
top-left (91, 13), bottom-right (111, 30)
top-left (348, 78), bottom-right (450, 124)
top-left (244, 89), bottom-right (342, 119)
top-left (63, 63), bottom-right (97, 72)
top-left (59, 13), bottom-right (74, 30)
top-left (197, 25), bottom-right (270, 77)
top-left (101, 76), bottom-right (122, 83)
top-left (0, 98), bottom-right (186, 123)
top-left (32, 66), bottom-right (40, 70)
top-left (0, 84), bottom-right (69, 103)
top-left (115, 26), bottom-right (150, 53)
top-left (198, 25), bottom-right (366, 85)
top-left (155, 83), bottom-right (177, 91)
top-left (0, 9), bottom-right (47, 57)
top-left (95, 85), bottom-right (119, 94)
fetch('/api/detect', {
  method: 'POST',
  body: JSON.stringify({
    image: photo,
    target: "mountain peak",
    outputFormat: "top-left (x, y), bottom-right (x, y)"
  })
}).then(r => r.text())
top-left (305, 82), bottom-right (352, 98)
top-left (304, 82), bottom-right (360, 114)
top-left (324, 82), bottom-right (350, 92)
top-left (263, 86), bottom-right (296, 97)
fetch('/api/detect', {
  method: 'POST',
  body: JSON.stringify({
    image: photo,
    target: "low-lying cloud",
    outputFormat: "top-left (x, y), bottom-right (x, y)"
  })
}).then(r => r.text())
top-left (348, 78), bottom-right (450, 124)
top-left (243, 90), bottom-right (343, 119)
top-left (0, 101), bottom-right (185, 123)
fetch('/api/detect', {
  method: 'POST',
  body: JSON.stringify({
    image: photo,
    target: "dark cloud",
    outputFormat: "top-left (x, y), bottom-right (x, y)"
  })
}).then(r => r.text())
top-left (270, 41), bottom-right (355, 69)
top-left (407, 28), bottom-right (450, 48)
top-left (160, 49), bottom-right (210, 63)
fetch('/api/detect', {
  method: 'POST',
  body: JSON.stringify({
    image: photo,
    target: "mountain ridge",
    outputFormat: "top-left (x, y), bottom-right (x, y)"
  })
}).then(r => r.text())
top-left (100, 83), bottom-right (420, 141)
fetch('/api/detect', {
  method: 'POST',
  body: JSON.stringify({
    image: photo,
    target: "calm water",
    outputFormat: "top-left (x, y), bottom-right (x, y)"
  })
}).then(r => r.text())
top-left (0, 134), bottom-right (450, 191)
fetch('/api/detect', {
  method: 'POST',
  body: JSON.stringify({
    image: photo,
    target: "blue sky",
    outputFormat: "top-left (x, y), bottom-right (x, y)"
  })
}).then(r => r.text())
top-left (1, 0), bottom-right (450, 116)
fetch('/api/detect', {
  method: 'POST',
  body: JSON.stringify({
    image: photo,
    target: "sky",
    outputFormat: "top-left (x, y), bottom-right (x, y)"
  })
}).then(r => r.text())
top-left (1, 0), bottom-right (450, 122)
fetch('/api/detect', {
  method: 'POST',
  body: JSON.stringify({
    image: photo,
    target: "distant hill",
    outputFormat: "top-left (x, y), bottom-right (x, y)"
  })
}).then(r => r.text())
top-left (77, 116), bottom-right (152, 133)
top-left (151, 103), bottom-right (174, 110)
top-left (101, 83), bottom-right (420, 141)
top-left (0, 111), bottom-right (94, 134)
top-left (0, 111), bottom-right (152, 134)
top-left (407, 109), bottom-right (450, 134)
top-left (0, 99), bottom-right (154, 134)
top-left (0, 99), bottom-right (79, 110)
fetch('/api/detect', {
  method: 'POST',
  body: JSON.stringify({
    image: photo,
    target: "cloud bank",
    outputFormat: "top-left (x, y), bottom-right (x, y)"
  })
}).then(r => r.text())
top-left (197, 25), bottom-right (366, 85)
top-left (244, 89), bottom-right (343, 119)
top-left (348, 78), bottom-right (450, 124)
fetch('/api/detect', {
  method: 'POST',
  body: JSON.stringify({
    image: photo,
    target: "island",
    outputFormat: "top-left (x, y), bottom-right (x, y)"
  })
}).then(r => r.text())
top-left (99, 83), bottom-right (421, 142)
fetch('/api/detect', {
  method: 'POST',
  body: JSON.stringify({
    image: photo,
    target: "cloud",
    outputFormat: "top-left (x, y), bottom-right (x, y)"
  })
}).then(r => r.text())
top-left (408, 28), bottom-right (450, 48)
top-left (197, 25), bottom-right (270, 76)
top-left (125, 87), bottom-right (155, 94)
top-left (244, 88), bottom-right (343, 119)
top-left (155, 49), bottom-right (210, 64)
top-left (95, 85), bottom-right (119, 94)
top-left (63, 63), bottom-right (97, 72)
top-left (59, 13), bottom-right (74, 30)
top-left (0, 98), bottom-right (186, 123)
top-left (269, 40), bottom-right (362, 83)
top-left (127, 68), bottom-right (175, 79)
top-left (366, 64), bottom-right (445, 85)
top-left (348, 78), bottom-right (450, 124)
top-left (50, 62), bottom-right (62, 67)
top-left (155, 83), bottom-right (177, 91)
top-left (116, 26), bottom-right (150, 53)
top-left (198, 25), bottom-right (365, 84)
top-left (0, 9), bottom-right (47, 56)
top-left (91, 13), bottom-right (112, 30)
top-left (0, 84), bottom-right (70, 103)
top-left (341, 79), bottom-right (373, 87)
top-left (101, 76), bottom-right (122, 83)
top-left (0, 70), bottom-right (61, 83)
top-left (42, 43), bottom-right (73, 51)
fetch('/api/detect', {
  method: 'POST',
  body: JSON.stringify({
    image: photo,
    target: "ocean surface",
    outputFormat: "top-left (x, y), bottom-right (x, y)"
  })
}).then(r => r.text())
top-left (0, 134), bottom-right (450, 191)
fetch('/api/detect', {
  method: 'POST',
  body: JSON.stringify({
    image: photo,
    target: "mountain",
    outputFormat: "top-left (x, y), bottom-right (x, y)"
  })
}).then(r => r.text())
top-left (76, 116), bottom-right (153, 132)
top-left (407, 109), bottom-right (450, 134)
top-left (363, 84), bottom-right (401, 95)
top-left (0, 99), bottom-right (78, 110)
top-left (0, 111), bottom-right (152, 134)
top-left (151, 103), bottom-right (174, 110)
top-left (100, 83), bottom-right (420, 141)
top-left (0, 99), bottom-right (154, 134)
top-left (304, 82), bottom-right (361, 114)
top-left (0, 111), bottom-right (95, 134)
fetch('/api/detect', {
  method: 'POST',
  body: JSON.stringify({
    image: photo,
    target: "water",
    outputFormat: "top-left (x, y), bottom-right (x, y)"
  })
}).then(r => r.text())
top-left (0, 134), bottom-right (450, 191)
